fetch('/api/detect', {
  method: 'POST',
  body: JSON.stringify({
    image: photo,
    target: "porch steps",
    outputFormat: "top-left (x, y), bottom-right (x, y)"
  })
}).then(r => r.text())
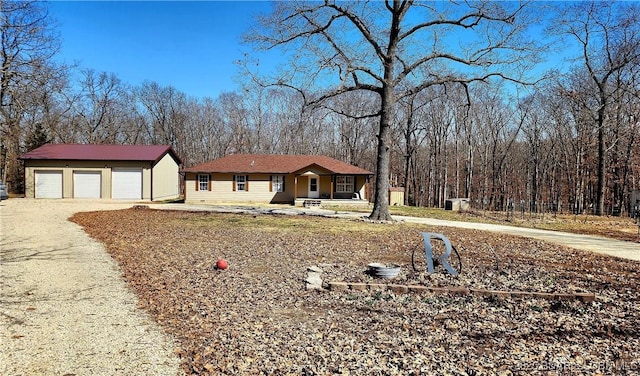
top-left (303, 199), bottom-right (322, 208)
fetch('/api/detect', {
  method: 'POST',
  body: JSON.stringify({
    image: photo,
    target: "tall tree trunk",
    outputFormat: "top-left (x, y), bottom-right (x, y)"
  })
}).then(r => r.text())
top-left (596, 104), bottom-right (606, 216)
top-left (370, 91), bottom-right (393, 220)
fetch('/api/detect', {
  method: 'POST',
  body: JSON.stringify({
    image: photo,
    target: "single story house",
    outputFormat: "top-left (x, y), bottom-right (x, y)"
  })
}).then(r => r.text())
top-left (183, 154), bottom-right (373, 205)
top-left (20, 144), bottom-right (181, 201)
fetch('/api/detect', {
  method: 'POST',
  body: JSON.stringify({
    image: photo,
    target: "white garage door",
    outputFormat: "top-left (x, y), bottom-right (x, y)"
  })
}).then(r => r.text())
top-left (73, 171), bottom-right (101, 198)
top-left (112, 169), bottom-right (142, 200)
top-left (35, 171), bottom-right (63, 199)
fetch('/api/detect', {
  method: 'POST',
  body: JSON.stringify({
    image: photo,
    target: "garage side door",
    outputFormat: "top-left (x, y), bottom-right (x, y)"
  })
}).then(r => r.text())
top-left (112, 169), bottom-right (142, 200)
top-left (73, 171), bottom-right (101, 198)
top-left (35, 171), bottom-right (63, 199)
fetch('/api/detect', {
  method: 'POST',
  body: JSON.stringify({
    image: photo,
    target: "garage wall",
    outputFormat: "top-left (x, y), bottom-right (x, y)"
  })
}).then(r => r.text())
top-left (25, 161), bottom-right (108, 199)
top-left (24, 160), bottom-right (153, 199)
top-left (151, 153), bottom-right (180, 200)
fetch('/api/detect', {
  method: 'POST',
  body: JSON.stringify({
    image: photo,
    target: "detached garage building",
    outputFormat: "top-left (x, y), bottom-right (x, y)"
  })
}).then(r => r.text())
top-left (21, 144), bottom-right (181, 201)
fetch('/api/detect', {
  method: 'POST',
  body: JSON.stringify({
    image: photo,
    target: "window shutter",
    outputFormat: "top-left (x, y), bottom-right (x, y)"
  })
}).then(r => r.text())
top-left (233, 175), bottom-right (236, 191)
top-left (195, 175), bottom-right (199, 191)
top-left (245, 175), bottom-right (249, 191)
top-left (208, 175), bottom-right (212, 191)
top-left (282, 176), bottom-right (285, 192)
top-left (269, 175), bottom-right (273, 192)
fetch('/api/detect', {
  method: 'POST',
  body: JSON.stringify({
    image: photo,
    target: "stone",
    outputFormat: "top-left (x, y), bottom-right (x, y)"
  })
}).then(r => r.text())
top-left (306, 283), bottom-right (323, 291)
top-left (308, 266), bottom-right (323, 273)
top-left (306, 273), bottom-right (322, 285)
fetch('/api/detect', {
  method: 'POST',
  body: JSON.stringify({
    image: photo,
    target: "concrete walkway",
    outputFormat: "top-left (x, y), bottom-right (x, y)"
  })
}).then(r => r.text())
top-left (393, 215), bottom-right (640, 262)
top-left (157, 203), bottom-right (640, 262)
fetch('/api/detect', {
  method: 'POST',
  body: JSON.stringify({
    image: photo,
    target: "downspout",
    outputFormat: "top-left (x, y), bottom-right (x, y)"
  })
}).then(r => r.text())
top-left (150, 161), bottom-right (153, 201)
top-left (181, 171), bottom-right (186, 202)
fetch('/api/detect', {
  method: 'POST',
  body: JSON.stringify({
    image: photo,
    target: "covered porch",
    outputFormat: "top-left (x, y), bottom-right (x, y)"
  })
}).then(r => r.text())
top-left (292, 172), bottom-right (370, 205)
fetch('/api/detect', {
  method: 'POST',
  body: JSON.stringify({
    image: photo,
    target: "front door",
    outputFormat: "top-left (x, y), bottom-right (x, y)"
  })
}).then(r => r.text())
top-left (308, 176), bottom-right (319, 198)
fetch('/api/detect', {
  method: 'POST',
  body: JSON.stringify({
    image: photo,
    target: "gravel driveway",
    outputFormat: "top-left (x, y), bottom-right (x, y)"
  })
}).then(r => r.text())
top-left (0, 199), bottom-right (182, 376)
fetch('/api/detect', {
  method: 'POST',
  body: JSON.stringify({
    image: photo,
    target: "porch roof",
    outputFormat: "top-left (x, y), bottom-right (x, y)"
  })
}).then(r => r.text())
top-left (184, 154), bottom-right (372, 175)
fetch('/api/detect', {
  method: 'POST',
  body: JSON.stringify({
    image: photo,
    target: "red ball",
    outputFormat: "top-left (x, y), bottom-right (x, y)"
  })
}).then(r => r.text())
top-left (216, 259), bottom-right (228, 270)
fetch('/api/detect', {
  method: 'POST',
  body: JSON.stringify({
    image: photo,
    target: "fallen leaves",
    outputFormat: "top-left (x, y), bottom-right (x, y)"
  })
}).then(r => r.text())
top-left (70, 208), bottom-right (640, 375)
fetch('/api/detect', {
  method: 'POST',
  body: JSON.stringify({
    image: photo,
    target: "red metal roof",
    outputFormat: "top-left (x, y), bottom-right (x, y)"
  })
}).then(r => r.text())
top-left (20, 144), bottom-right (182, 164)
top-left (184, 154), bottom-right (372, 175)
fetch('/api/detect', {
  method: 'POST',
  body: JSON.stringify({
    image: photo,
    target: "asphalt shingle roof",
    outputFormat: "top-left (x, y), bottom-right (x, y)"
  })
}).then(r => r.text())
top-left (183, 154), bottom-right (372, 175)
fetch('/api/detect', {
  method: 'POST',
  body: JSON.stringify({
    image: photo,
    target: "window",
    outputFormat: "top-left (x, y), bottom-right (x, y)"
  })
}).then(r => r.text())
top-left (235, 175), bottom-right (247, 191)
top-left (336, 176), bottom-right (354, 193)
top-left (271, 175), bottom-right (284, 192)
top-left (197, 174), bottom-right (210, 191)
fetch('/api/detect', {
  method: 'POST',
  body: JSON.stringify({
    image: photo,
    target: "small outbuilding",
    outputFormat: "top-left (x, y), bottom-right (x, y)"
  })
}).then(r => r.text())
top-left (445, 198), bottom-right (471, 211)
top-left (183, 154), bottom-right (372, 206)
top-left (20, 144), bottom-right (181, 201)
top-left (389, 187), bottom-right (405, 206)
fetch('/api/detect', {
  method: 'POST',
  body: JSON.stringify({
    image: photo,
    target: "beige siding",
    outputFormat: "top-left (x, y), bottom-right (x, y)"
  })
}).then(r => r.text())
top-left (25, 160), bottom-right (110, 199)
top-left (296, 176), bottom-right (308, 198)
top-left (389, 188), bottom-right (404, 206)
top-left (356, 176), bottom-right (368, 200)
top-left (183, 172), bottom-right (369, 204)
top-left (151, 153), bottom-right (180, 200)
top-left (185, 173), bottom-right (295, 204)
top-left (319, 176), bottom-right (331, 198)
top-left (23, 159), bottom-right (168, 200)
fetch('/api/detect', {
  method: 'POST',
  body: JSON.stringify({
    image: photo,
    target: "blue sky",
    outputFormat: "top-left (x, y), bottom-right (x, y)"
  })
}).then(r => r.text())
top-left (48, 1), bottom-right (275, 99)
top-left (47, 1), bottom-right (582, 100)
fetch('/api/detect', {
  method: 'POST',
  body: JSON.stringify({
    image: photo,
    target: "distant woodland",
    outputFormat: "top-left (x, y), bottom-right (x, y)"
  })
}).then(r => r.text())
top-left (2, 1), bottom-right (639, 216)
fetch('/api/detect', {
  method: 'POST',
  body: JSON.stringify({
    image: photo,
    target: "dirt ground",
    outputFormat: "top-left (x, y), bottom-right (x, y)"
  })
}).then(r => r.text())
top-left (70, 207), bottom-right (640, 375)
top-left (0, 199), bottom-right (182, 376)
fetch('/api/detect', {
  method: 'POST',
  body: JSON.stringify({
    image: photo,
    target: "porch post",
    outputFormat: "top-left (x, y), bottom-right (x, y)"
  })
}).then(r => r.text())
top-left (353, 175), bottom-right (356, 198)
top-left (330, 175), bottom-right (334, 200)
top-left (294, 175), bottom-right (298, 200)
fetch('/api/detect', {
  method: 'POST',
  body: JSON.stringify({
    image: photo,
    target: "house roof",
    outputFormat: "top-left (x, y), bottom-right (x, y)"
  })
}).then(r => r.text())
top-left (20, 144), bottom-right (182, 164)
top-left (183, 154), bottom-right (372, 175)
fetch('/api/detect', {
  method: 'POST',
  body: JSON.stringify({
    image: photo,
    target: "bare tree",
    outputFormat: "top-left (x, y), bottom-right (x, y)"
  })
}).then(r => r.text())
top-left (217, 91), bottom-right (252, 154)
top-left (470, 84), bottom-right (523, 211)
top-left (551, 0), bottom-right (640, 215)
top-left (1, 0), bottom-right (60, 192)
top-left (246, 0), bottom-right (541, 220)
top-left (398, 91), bottom-right (428, 206)
top-left (325, 90), bottom-right (378, 167)
top-left (135, 81), bottom-right (190, 151)
top-left (64, 69), bottom-right (130, 143)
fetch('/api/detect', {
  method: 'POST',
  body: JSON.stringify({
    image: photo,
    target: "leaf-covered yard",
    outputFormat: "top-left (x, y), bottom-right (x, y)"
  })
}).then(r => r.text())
top-left (70, 208), bottom-right (640, 375)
